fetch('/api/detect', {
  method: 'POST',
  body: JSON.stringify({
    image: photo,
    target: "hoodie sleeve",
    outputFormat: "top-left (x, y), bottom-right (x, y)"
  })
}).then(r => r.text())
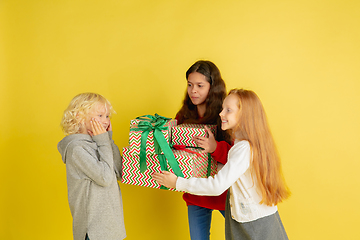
top-left (108, 131), bottom-right (123, 180)
top-left (69, 133), bottom-right (115, 187)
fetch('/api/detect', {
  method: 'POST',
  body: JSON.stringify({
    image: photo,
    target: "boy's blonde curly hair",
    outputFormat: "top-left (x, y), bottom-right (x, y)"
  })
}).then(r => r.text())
top-left (60, 93), bottom-right (115, 136)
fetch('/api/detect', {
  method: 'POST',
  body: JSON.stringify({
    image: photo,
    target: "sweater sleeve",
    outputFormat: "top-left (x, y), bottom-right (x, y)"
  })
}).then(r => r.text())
top-left (211, 140), bottom-right (232, 164)
top-left (108, 131), bottom-right (123, 180)
top-left (71, 133), bottom-right (115, 187)
top-left (176, 141), bottom-right (251, 196)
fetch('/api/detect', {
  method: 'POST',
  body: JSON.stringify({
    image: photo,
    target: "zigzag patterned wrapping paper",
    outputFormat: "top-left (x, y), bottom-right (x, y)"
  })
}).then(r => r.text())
top-left (128, 118), bottom-right (177, 155)
top-left (171, 123), bottom-right (217, 148)
top-left (121, 146), bottom-right (218, 191)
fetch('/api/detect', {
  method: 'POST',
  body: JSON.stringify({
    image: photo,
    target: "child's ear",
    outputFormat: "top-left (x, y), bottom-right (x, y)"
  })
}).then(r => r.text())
top-left (75, 113), bottom-right (83, 122)
top-left (77, 119), bottom-right (86, 134)
top-left (76, 114), bottom-right (85, 127)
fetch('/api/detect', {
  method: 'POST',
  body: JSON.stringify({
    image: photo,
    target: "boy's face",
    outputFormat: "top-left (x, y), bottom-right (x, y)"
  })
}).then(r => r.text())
top-left (81, 103), bottom-right (110, 135)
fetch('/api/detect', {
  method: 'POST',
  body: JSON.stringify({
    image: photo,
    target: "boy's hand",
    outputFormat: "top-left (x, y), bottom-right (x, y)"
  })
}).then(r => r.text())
top-left (89, 119), bottom-right (106, 137)
top-left (152, 171), bottom-right (177, 189)
top-left (193, 125), bottom-right (217, 153)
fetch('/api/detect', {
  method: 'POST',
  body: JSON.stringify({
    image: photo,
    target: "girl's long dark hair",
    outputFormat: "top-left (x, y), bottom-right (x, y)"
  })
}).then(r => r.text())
top-left (176, 60), bottom-right (230, 143)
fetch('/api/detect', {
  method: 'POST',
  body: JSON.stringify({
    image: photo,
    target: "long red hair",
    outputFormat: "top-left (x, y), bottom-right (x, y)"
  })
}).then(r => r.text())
top-left (229, 89), bottom-right (290, 206)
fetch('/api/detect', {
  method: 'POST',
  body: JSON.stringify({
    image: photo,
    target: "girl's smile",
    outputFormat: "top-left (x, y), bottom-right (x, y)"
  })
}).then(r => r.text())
top-left (219, 94), bottom-right (240, 131)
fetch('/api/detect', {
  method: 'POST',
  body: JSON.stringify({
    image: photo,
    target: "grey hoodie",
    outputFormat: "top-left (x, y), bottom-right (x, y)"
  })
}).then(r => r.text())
top-left (58, 131), bottom-right (126, 240)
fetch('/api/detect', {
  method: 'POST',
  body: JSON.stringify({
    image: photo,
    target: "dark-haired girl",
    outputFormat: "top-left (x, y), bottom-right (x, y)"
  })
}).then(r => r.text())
top-left (175, 60), bottom-right (232, 240)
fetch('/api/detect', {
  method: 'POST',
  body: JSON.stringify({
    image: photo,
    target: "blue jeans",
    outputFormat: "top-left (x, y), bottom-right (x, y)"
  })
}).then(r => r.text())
top-left (187, 205), bottom-right (225, 240)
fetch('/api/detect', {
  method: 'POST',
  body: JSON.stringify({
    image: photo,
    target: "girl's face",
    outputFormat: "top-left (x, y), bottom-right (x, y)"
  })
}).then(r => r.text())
top-left (81, 103), bottom-right (110, 135)
top-left (219, 94), bottom-right (240, 130)
top-left (187, 72), bottom-right (211, 107)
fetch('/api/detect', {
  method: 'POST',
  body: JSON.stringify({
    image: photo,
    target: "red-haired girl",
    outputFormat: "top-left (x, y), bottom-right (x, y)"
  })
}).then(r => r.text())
top-left (175, 60), bottom-right (232, 240)
top-left (154, 89), bottom-right (290, 240)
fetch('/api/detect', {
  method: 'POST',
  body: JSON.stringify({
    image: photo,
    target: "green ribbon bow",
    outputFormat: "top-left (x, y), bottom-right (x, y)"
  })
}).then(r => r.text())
top-left (131, 114), bottom-right (184, 188)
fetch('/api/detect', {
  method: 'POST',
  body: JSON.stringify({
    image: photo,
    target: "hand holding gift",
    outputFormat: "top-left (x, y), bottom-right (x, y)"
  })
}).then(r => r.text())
top-left (193, 126), bottom-right (217, 153)
top-left (171, 123), bottom-right (217, 148)
top-left (152, 171), bottom-right (177, 189)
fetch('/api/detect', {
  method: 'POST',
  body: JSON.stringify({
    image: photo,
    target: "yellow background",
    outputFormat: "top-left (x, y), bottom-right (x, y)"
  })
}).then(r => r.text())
top-left (1, 0), bottom-right (359, 239)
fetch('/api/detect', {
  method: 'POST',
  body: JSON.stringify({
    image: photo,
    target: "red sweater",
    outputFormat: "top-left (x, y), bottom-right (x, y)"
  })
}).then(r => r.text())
top-left (182, 140), bottom-right (232, 210)
top-left (175, 115), bottom-right (232, 210)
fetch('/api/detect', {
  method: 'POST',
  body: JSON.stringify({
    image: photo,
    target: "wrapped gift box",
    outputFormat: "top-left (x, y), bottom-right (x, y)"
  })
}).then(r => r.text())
top-left (121, 146), bottom-right (218, 191)
top-left (172, 147), bottom-right (218, 178)
top-left (171, 123), bottom-right (217, 147)
top-left (129, 115), bottom-right (177, 155)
